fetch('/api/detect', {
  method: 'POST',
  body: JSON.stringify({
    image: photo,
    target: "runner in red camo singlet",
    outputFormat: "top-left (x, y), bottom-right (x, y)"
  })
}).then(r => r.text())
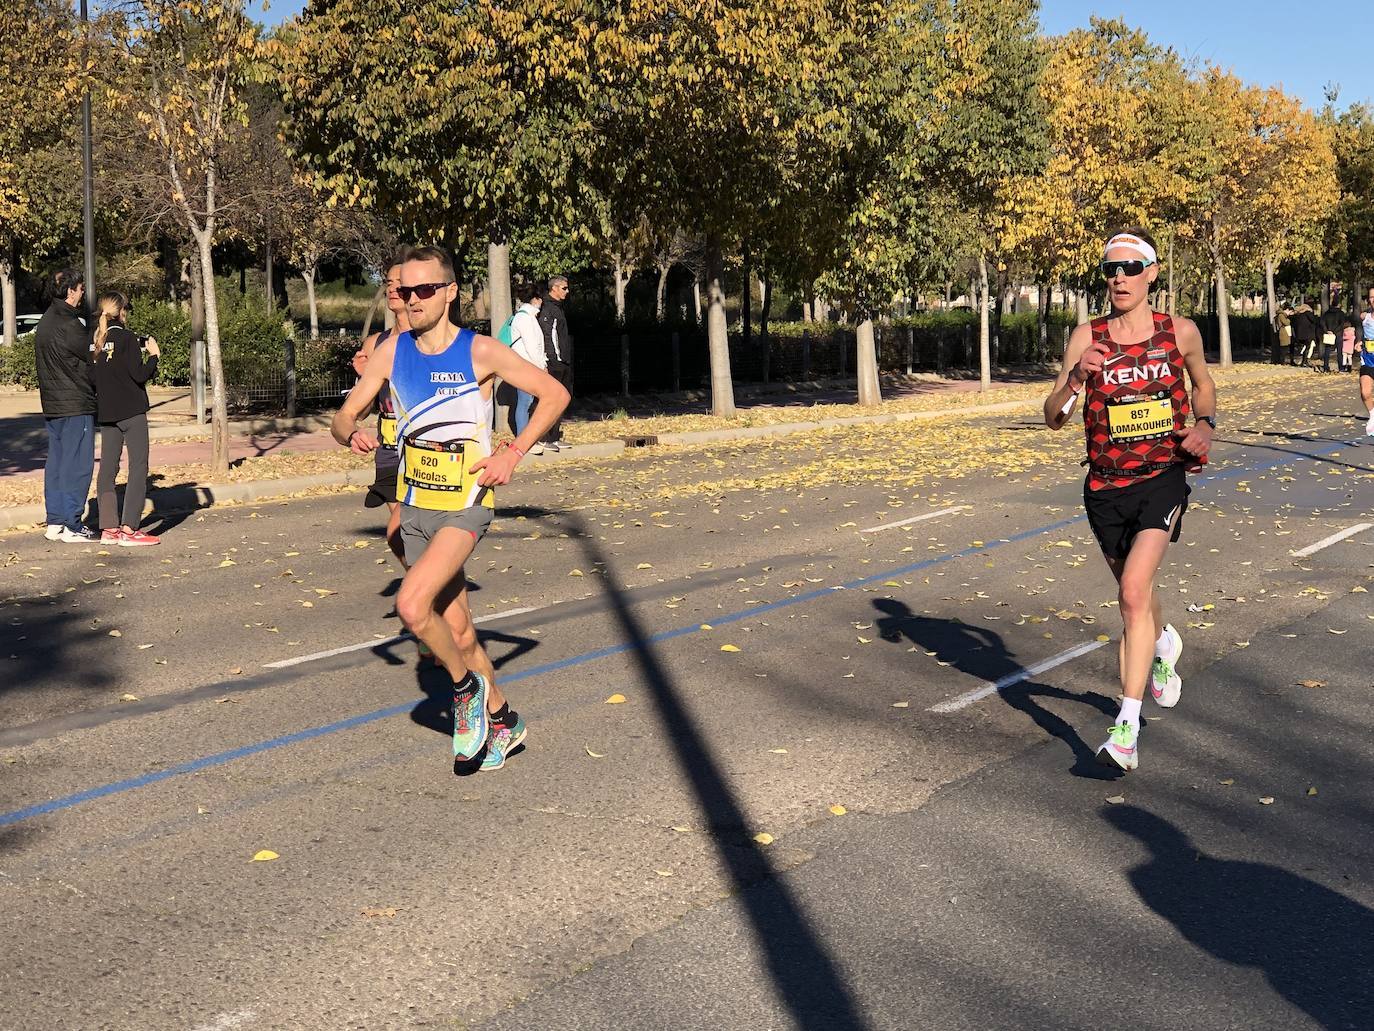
top-left (1043, 228), bottom-right (1217, 774)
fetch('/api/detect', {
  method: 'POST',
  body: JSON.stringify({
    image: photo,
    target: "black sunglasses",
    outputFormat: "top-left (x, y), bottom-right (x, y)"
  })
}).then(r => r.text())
top-left (1099, 259), bottom-right (1153, 280)
top-left (396, 281), bottom-right (451, 302)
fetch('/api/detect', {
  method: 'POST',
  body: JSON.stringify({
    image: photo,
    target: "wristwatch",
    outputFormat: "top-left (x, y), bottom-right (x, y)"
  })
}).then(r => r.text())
top-left (1198, 415), bottom-right (1217, 430)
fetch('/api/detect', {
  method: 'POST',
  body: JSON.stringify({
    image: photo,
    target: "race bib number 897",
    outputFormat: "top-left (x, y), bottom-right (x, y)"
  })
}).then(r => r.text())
top-left (1106, 396), bottom-right (1173, 442)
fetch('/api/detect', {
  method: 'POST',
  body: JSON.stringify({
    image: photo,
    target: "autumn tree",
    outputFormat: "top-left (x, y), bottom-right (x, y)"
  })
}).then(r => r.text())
top-left (110, 0), bottom-right (257, 478)
top-left (1176, 69), bottom-right (1337, 366)
top-left (0, 1), bottom-right (85, 346)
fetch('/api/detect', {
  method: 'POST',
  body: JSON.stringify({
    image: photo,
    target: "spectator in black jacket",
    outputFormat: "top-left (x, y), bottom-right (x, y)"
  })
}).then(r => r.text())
top-left (537, 275), bottom-right (573, 450)
top-left (1288, 299), bottom-right (1319, 366)
top-left (91, 292), bottom-right (161, 546)
top-left (34, 267), bottom-right (98, 542)
top-left (1319, 301), bottom-right (1350, 373)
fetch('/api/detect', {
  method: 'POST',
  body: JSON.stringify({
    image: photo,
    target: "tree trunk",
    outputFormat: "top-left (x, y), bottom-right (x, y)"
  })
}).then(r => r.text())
top-left (284, 330), bottom-right (297, 419)
top-left (655, 262), bottom-right (670, 322)
top-left (0, 247), bottom-right (16, 348)
top-left (741, 242), bottom-right (751, 355)
top-left (1167, 236), bottom-right (1176, 317)
top-left (1215, 258), bottom-right (1233, 368)
top-left (303, 265), bottom-right (319, 340)
top-left (361, 284), bottom-right (384, 342)
top-left (189, 248), bottom-right (206, 346)
top-left (978, 255), bottom-right (991, 391)
top-left (264, 231), bottom-right (273, 309)
top-left (195, 231), bottom-right (230, 480)
top-left (613, 250), bottom-right (627, 322)
top-left (161, 235), bottom-right (179, 302)
top-left (1037, 281), bottom-right (1049, 358)
top-left (1075, 287), bottom-right (1089, 325)
top-left (487, 240), bottom-right (512, 333)
top-left (856, 317), bottom-right (882, 407)
top-left (760, 271), bottom-right (772, 384)
top-left (705, 242), bottom-right (735, 417)
top-left (1264, 256), bottom-right (1277, 330)
top-left (692, 274), bottom-right (702, 323)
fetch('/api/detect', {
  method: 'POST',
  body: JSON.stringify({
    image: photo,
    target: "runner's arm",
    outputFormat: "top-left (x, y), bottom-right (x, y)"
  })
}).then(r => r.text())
top-left (470, 334), bottom-right (571, 485)
top-left (1173, 318), bottom-right (1215, 459)
top-left (1045, 323), bottom-right (1096, 430)
top-left (331, 337), bottom-right (396, 453)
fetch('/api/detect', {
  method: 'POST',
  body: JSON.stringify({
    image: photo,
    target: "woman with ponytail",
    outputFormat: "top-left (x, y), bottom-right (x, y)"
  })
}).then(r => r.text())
top-left (91, 292), bottom-right (161, 546)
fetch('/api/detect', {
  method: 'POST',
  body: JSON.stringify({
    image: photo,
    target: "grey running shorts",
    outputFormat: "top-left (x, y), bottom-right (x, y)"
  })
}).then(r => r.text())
top-left (398, 502), bottom-right (494, 566)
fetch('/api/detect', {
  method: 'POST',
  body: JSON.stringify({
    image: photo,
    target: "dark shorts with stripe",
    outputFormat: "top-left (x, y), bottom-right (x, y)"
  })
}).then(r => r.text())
top-left (1084, 465), bottom-right (1190, 562)
top-left (364, 449), bottom-right (400, 509)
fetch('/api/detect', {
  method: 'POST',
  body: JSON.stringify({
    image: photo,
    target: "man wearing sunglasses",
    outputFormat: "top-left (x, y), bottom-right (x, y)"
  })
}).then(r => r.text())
top-left (1043, 228), bottom-right (1217, 774)
top-left (333, 246), bottom-right (570, 772)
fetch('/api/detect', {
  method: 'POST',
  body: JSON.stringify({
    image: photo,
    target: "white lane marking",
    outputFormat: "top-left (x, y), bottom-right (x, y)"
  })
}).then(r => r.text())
top-left (928, 640), bottom-right (1108, 714)
top-left (190, 1011), bottom-right (256, 1031)
top-left (1291, 523), bottom-right (1373, 559)
top-left (861, 505), bottom-right (970, 534)
top-left (261, 606), bottom-right (538, 669)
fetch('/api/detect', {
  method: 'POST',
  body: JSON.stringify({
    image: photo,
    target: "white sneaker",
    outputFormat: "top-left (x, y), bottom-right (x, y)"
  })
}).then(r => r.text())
top-left (59, 526), bottom-right (99, 544)
top-left (45, 524), bottom-right (63, 541)
top-left (1150, 624), bottom-right (1183, 708)
top-left (528, 442), bottom-right (545, 456)
top-left (1365, 414), bottom-right (1374, 438)
top-left (1096, 722), bottom-right (1139, 772)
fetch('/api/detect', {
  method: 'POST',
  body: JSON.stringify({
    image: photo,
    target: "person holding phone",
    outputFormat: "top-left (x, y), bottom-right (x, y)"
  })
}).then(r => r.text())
top-left (91, 291), bottom-right (161, 546)
top-left (1043, 228), bottom-right (1216, 773)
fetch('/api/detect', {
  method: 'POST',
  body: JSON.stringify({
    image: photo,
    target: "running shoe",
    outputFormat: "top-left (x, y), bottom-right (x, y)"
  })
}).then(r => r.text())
top-left (100, 529), bottom-right (123, 545)
top-left (1366, 414), bottom-right (1374, 438)
top-left (1096, 722), bottom-right (1139, 772)
top-left (452, 671), bottom-right (491, 761)
top-left (417, 640), bottom-right (435, 664)
top-left (528, 442), bottom-right (545, 456)
top-left (59, 525), bottom-right (98, 544)
top-left (119, 529), bottom-right (160, 547)
top-left (480, 714), bottom-right (527, 772)
top-left (1151, 623), bottom-right (1183, 708)
top-left (45, 524), bottom-right (63, 541)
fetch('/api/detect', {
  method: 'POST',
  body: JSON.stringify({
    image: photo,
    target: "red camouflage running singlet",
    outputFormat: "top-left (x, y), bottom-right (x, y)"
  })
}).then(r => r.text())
top-left (1082, 312), bottom-right (1191, 491)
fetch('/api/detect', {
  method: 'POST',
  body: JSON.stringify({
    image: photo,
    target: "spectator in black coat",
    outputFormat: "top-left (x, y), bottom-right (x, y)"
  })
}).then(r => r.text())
top-left (34, 267), bottom-right (98, 542)
top-left (91, 292), bottom-right (161, 546)
top-left (537, 275), bottom-right (574, 450)
top-left (1288, 299), bottom-right (1319, 366)
top-left (1320, 302), bottom-right (1352, 373)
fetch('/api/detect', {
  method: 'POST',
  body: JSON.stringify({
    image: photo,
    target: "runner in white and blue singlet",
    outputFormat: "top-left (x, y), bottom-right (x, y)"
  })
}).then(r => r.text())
top-left (333, 246), bottom-right (570, 773)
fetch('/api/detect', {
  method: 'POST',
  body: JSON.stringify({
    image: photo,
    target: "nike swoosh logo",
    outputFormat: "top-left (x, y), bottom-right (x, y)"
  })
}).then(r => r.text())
top-left (1102, 353), bottom-right (1129, 367)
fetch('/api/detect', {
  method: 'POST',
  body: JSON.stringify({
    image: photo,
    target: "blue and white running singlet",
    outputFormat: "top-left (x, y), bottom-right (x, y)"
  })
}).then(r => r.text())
top-left (389, 328), bottom-right (494, 511)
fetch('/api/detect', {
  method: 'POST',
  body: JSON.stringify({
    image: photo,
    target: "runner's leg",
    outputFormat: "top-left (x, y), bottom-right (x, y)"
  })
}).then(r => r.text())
top-left (436, 569), bottom-right (506, 713)
top-left (395, 526), bottom-right (475, 681)
top-left (1116, 528), bottom-right (1173, 703)
top-left (385, 501), bottom-right (405, 565)
top-left (1107, 554), bottom-right (1165, 689)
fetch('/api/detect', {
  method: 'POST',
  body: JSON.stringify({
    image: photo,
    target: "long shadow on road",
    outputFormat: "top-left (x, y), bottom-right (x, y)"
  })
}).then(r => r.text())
top-left (568, 513), bottom-right (870, 1029)
top-left (1107, 805), bottom-right (1374, 1030)
top-left (873, 599), bottom-right (1119, 779)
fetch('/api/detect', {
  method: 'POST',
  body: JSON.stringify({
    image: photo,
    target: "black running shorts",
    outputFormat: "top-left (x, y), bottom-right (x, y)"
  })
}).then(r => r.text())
top-left (1084, 465), bottom-right (1190, 562)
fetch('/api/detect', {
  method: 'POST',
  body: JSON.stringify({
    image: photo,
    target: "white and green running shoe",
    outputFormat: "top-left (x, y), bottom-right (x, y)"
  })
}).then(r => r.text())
top-left (452, 672), bottom-right (491, 761)
top-left (1096, 722), bottom-right (1139, 772)
top-left (1151, 624), bottom-right (1183, 708)
top-left (480, 715), bottom-right (527, 772)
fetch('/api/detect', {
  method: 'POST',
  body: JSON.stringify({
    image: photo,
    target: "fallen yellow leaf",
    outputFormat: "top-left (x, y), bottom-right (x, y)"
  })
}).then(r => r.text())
top-left (1306, 786), bottom-right (1318, 796)
top-left (119, 693), bottom-right (139, 702)
top-left (361, 907), bottom-right (397, 918)
top-left (1105, 795), bottom-right (1125, 805)
top-left (585, 746), bottom-right (606, 758)
top-left (107, 629), bottom-right (122, 638)
top-left (891, 701), bottom-right (910, 708)
top-left (1258, 796), bottom-right (1275, 806)
top-left (719, 644), bottom-right (741, 652)
top-left (218, 559), bottom-right (236, 568)
top-left (828, 805), bottom-right (847, 816)
top-left (604, 694), bottom-right (626, 704)
top-left (1296, 679), bottom-right (1326, 689)
top-left (569, 568), bottom-right (585, 577)
top-left (251, 850), bottom-right (279, 862)
top-left (753, 832), bottom-right (774, 845)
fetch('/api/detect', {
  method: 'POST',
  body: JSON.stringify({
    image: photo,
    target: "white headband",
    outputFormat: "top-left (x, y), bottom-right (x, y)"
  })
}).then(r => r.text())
top-left (1103, 234), bottom-right (1158, 265)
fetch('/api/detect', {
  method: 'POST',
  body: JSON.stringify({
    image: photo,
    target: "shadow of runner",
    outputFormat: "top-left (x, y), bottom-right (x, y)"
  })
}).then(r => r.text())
top-left (1105, 806), bottom-right (1374, 1030)
top-left (570, 516), bottom-right (870, 1029)
top-left (873, 599), bottom-right (1119, 779)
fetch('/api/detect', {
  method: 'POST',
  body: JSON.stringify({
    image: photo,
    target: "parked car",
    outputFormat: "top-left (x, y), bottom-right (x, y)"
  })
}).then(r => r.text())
top-left (14, 313), bottom-right (42, 335)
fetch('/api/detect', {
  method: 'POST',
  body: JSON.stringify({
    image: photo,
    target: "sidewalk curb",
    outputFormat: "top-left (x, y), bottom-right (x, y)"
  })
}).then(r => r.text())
top-left (0, 363), bottom-right (1308, 532)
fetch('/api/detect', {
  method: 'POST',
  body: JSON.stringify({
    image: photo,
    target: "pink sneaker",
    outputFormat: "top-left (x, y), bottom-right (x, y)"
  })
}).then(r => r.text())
top-left (100, 529), bottom-right (124, 544)
top-left (118, 529), bottom-right (160, 547)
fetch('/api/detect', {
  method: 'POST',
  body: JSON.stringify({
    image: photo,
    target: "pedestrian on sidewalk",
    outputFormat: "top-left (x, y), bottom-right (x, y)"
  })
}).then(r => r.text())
top-left (537, 275), bottom-right (574, 451)
top-left (34, 267), bottom-right (98, 543)
top-left (1289, 299), bottom-right (1319, 367)
top-left (509, 281), bottom-right (546, 454)
top-left (91, 292), bottom-right (160, 546)
top-left (1043, 227), bottom-right (1217, 774)
top-left (1319, 300), bottom-right (1348, 374)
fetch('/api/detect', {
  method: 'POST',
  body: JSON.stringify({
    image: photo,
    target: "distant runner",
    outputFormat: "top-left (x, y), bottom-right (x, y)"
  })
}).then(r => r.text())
top-left (1044, 228), bottom-right (1217, 773)
top-left (1361, 287), bottom-right (1374, 437)
top-left (333, 246), bottom-right (570, 772)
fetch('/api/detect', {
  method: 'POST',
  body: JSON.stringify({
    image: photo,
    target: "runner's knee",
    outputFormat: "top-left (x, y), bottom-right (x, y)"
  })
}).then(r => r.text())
top-left (396, 584), bottom-right (435, 630)
top-left (1118, 576), bottom-right (1154, 621)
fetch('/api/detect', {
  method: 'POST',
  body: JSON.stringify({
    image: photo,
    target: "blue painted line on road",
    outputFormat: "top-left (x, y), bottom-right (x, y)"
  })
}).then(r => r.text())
top-left (0, 437), bottom-right (1350, 829)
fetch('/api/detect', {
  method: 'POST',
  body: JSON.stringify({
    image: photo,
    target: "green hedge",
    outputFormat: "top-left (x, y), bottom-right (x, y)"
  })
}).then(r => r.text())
top-left (0, 333), bottom-right (39, 388)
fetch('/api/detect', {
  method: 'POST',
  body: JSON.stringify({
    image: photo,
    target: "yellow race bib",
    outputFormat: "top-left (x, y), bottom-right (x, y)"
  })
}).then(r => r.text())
top-left (1106, 396), bottom-right (1174, 443)
top-left (400, 436), bottom-right (493, 511)
top-left (378, 413), bottom-right (398, 449)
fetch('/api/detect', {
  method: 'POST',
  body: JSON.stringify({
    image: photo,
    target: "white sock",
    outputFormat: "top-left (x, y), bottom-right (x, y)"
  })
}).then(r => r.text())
top-left (1155, 625), bottom-right (1171, 655)
top-left (1117, 696), bottom-right (1143, 731)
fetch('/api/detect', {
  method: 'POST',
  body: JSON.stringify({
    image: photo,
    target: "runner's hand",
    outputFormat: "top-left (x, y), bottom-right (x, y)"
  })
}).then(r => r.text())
top-left (349, 429), bottom-right (378, 454)
top-left (1175, 421), bottom-right (1212, 459)
top-left (351, 349), bottom-right (368, 377)
top-left (470, 448), bottom-right (519, 487)
top-left (1075, 340), bottom-right (1110, 381)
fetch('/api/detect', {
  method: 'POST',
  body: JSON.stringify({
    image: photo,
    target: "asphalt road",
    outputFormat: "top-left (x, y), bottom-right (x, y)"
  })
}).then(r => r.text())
top-left (1, 371), bottom-right (1371, 1030)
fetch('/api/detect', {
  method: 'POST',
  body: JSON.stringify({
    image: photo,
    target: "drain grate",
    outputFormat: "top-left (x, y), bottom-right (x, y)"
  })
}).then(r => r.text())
top-left (618, 434), bottom-right (659, 448)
